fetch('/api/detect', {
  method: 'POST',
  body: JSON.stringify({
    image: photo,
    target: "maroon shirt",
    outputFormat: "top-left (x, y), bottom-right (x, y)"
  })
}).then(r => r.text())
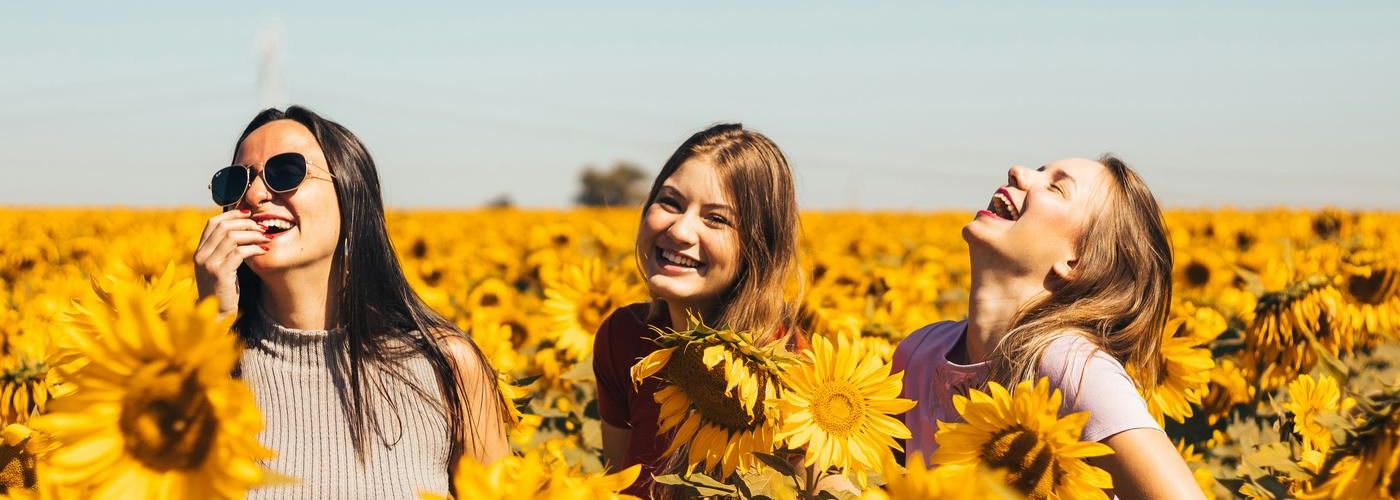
top-left (593, 303), bottom-right (671, 497)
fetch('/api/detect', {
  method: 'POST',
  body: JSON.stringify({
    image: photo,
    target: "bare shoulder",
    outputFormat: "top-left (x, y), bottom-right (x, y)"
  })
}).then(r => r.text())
top-left (432, 329), bottom-right (490, 380)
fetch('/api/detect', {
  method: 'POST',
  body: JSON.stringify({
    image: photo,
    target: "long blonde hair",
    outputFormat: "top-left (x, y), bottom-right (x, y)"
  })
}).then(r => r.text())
top-left (636, 123), bottom-right (802, 345)
top-left (985, 154), bottom-right (1173, 391)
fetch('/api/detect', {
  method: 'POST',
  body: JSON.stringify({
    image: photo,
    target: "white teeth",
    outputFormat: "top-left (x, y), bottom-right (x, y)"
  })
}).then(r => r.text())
top-left (990, 192), bottom-right (1019, 220)
top-left (660, 249), bottom-right (701, 268)
top-left (261, 219), bottom-right (294, 230)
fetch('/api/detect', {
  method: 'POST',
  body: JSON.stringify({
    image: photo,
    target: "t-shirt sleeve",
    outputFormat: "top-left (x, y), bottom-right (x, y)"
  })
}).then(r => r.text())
top-left (891, 324), bottom-right (935, 376)
top-left (593, 311), bottom-right (632, 429)
top-left (1037, 336), bottom-right (1162, 443)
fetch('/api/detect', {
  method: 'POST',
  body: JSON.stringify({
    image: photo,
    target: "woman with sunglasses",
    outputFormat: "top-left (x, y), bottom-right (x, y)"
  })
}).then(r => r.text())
top-left (194, 106), bottom-right (509, 499)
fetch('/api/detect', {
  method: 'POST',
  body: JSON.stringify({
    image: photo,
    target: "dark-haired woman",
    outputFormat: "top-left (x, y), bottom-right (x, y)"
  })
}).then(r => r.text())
top-left (194, 106), bottom-right (508, 499)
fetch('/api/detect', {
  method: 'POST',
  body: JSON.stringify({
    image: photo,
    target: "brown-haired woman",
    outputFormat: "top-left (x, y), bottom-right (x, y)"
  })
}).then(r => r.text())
top-left (893, 156), bottom-right (1204, 498)
top-left (592, 123), bottom-right (804, 496)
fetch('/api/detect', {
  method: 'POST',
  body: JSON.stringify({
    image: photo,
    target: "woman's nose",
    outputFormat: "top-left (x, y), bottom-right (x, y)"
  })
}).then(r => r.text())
top-left (665, 213), bottom-right (700, 246)
top-left (240, 171), bottom-right (273, 209)
top-left (1008, 165), bottom-right (1031, 189)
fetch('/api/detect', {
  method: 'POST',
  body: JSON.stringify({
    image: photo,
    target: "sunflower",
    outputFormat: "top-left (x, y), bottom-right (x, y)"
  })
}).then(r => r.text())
top-left (860, 455), bottom-right (1018, 500)
top-left (425, 449), bottom-right (640, 500)
top-left (542, 258), bottom-right (641, 361)
top-left (1337, 249), bottom-right (1399, 341)
top-left (1300, 387), bottom-right (1400, 500)
top-left (630, 316), bottom-right (797, 478)
top-left (1141, 317), bottom-right (1216, 424)
top-left (1283, 374), bottom-right (1347, 454)
top-left (0, 423), bottom-right (38, 492)
top-left (775, 334), bottom-right (914, 483)
top-left (0, 329), bottom-right (65, 425)
top-left (465, 278), bottom-right (518, 325)
top-left (1244, 261), bottom-right (1347, 389)
top-left (1201, 358), bottom-right (1252, 425)
top-left (933, 378), bottom-right (1114, 500)
top-left (1175, 247), bottom-right (1236, 298)
top-left (30, 277), bottom-right (273, 499)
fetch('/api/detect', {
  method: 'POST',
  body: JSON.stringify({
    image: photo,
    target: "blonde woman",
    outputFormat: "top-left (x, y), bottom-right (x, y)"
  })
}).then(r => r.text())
top-left (592, 124), bottom-right (806, 496)
top-left (893, 156), bottom-right (1203, 499)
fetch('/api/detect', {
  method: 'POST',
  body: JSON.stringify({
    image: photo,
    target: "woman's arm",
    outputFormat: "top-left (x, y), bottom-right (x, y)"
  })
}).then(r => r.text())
top-left (442, 336), bottom-right (510, 465)
top-left (600, 421), bottom-right (631, 471)
top-left (1093, 429), bottom-right (1205, 500)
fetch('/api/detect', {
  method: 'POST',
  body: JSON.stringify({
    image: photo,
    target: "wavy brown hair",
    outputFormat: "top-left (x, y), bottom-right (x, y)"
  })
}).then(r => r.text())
top-left (637, 123), bottom-right (802, 345)
top-left (985, 154), bottom-right (1174, 391)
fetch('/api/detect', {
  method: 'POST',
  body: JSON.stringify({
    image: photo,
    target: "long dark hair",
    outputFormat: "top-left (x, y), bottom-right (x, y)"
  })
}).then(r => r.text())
top-left (229, 106), bottom-right (504, 463)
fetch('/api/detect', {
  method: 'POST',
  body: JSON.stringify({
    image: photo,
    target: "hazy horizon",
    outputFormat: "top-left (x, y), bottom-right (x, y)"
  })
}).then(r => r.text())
top-left (4, 1), bottom-right (1397, 210)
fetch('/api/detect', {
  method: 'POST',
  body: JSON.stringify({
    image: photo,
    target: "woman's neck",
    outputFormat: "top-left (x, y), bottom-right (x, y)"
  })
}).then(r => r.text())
top-left (964, 263), bottom-right (1046, 364)
top-left (665, 299), bottom-right (717, 331)
top-left (258, 263), bottom-right (342, 331)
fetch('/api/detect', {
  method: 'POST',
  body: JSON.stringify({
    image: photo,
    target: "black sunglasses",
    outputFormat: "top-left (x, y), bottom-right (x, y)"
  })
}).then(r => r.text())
top-left (209, 152), bottom-right (334, 207)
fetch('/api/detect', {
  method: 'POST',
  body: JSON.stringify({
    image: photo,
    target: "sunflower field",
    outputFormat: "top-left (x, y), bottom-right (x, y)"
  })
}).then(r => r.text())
top-left (1, 207), bottom-right (1398, 499)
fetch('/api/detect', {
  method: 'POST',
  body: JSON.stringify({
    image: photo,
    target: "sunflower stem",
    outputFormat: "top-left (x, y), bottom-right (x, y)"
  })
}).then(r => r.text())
top-left (800, 463), bottom-right (825, 499)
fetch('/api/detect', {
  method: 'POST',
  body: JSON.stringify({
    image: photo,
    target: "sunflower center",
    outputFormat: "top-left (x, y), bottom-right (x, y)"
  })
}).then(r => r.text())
top-left (664, 345), bottom-right (763, 431)
top-left (479, 293), bottom-right (500, 307)
top-left (577, 295), bottom-right (612, 333)
top-left (118, 365), bottom-right (218, 472)
top-left (981, 427), bottom-right (1063, 499)
top-left (1347, 268), bottom-right (1395, 305)
top-left (1185, 261), bottom-right (1211, 287)
top-left (812, 382), bottom-right (865, 437)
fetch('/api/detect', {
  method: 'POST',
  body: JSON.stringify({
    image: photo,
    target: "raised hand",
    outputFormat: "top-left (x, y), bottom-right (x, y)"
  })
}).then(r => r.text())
top-left (193, 209), bottom-right (270, 315)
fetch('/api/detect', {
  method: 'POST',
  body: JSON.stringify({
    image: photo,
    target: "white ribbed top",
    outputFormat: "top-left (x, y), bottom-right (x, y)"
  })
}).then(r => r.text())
top-left (238, 315), bottom-right (451, 499)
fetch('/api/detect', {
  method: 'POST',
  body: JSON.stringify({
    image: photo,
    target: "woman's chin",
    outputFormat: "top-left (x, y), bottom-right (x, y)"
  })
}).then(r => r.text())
top-left (646, 279), bottom-right (712, 310)
top-left (245, 255), bottom-right (278, 273)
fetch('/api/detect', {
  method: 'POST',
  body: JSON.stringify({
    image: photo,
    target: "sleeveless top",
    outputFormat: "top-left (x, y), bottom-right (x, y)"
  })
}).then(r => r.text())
top-left (892, 320), bottom-right (1161, 463)
top-left (238, 313), bottom-right (452, 499)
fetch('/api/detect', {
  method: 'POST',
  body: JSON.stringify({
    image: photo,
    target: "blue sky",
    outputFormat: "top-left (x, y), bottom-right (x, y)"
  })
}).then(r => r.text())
top-left (3, 1), bottom-right (1397, 209)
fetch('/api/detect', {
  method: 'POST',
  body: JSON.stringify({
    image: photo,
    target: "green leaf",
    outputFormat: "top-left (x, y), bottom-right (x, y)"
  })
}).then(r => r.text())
top-left (686, 472), bottom-right (738, 494)
top-left (652, 474), bottom-right (688, 486)
top-left (752, 451), bottom-right (800, 478)
top-left (654, 472), bottom-right (739, 497)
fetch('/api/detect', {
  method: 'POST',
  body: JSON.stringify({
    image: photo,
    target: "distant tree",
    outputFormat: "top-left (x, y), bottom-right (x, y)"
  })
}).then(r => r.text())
top-left (485, 193), bottom-right (514, 208)
top-left (575, 161), bottom-right (650, 207)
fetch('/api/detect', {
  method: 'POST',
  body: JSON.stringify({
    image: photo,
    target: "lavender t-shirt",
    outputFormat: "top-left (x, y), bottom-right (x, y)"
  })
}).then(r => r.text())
top-left (892, 320), bottom-right (1162, 462)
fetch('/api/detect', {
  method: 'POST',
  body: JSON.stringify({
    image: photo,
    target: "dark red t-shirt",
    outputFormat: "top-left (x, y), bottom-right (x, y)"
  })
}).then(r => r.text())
top-left (593, 303), bottom-right (671, 497)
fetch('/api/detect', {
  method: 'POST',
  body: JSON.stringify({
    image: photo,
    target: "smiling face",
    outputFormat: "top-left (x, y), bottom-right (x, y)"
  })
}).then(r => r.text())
top-left (962, 158), bottom-right (1113, 279)
top-left (233, 119), bottom-right (341, 275)
top-left (637, 158), bottom-right (742, 316)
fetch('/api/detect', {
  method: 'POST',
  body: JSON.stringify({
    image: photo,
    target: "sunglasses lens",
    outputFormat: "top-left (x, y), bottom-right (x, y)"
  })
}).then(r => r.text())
top-left (210, 166), bottom-right (248, 206)
top-left (264, 153), bottom-right (308, 192)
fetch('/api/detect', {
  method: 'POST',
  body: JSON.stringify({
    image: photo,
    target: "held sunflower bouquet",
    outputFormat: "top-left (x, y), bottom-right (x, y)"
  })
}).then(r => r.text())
top-left (630, 314), bottom-right (800, 481)
top-left (632, 317), bottom-right (918, 498)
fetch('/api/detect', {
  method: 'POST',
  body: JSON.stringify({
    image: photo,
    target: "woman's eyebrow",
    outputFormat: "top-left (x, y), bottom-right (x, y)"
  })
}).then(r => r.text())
top-left (658, 185), bottom-right (685, 200)
top-left (1052, 169), bottom-right (1078, 192)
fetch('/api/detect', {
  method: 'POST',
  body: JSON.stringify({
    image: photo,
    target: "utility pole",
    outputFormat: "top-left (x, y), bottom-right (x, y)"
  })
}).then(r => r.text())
top-left (256, 22), bottom-right (287, 109)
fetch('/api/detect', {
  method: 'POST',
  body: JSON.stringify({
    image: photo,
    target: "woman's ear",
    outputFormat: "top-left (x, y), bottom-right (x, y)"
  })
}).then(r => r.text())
top-left (1050, 259), bottom-right (1078, 288)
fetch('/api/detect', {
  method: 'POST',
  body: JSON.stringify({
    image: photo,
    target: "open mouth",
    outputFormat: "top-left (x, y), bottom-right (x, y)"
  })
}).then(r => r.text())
top-left (254, 216), bottom-right (298, 238)
top-left (656, 247), bottom-right (704, 270)
top-left (987, 189), bottom-right (1021, 221)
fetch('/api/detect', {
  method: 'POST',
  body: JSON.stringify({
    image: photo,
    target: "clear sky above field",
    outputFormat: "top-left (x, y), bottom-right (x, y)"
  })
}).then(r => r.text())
top-left (3, 1), bottom-right (1397, 209)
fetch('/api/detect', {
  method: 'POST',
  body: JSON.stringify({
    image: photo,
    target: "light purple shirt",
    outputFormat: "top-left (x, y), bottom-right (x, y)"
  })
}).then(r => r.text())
top-left (892, 320), bottom-right (1162, 463)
